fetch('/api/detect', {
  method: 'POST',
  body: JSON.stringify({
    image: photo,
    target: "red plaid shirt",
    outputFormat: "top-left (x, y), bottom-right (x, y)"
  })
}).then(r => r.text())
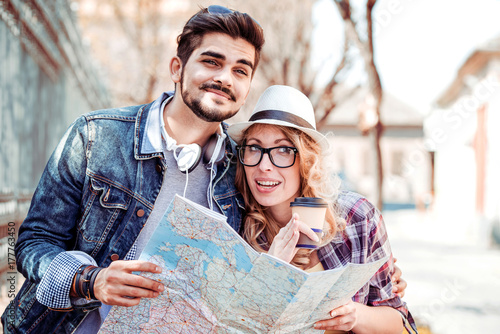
top-left (318, 191), bottom-right (418, 333)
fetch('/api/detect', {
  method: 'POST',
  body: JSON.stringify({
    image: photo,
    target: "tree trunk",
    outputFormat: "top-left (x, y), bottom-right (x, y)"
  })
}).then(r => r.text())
top-left (365, 0), bottom-right (384, 210)
top-left (369, 122), bottom-right (384, 210)
top-left (334, 0), bottom-right (384, 209)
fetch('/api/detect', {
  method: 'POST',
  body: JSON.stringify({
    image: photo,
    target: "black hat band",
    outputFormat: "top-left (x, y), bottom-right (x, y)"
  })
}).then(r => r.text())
top-left (249, 110), bottom-right (315, 130)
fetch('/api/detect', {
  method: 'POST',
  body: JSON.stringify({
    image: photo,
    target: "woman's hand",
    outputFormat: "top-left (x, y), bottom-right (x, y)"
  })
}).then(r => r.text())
top-left (267, 213), bottom-right (319, 263)
top-left (314, 300), bottom-right (359, 331)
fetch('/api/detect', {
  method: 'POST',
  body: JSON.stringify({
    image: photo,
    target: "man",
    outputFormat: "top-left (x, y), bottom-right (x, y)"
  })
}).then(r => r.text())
top-left (2, 6), bottom-right (263, 333)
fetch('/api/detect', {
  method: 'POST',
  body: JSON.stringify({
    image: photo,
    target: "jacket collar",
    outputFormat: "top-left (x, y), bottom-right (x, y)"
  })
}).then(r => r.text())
top-left (135, 92), bottom-right (172, 160)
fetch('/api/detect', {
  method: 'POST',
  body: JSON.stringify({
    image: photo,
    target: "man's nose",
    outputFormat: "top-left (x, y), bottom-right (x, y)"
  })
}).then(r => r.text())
top-left (213, 67), bottom-right (232, 87)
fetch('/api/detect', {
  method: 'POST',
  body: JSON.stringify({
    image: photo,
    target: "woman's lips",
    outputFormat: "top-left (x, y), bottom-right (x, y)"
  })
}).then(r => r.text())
top-left (255, 179), bottom-right (281, 192)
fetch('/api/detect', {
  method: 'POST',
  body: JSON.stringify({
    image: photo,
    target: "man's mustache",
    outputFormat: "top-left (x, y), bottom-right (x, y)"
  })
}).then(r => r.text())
top-left (199, 83), bottom-right (236, 101)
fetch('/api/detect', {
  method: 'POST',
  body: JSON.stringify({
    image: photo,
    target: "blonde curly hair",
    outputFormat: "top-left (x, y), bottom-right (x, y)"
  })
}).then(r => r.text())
top-left (235, 124), bottom-right (345, 270)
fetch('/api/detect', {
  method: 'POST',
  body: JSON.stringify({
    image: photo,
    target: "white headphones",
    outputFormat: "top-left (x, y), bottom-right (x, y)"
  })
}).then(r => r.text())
top-left (161, 124), bottom-right (226, 173)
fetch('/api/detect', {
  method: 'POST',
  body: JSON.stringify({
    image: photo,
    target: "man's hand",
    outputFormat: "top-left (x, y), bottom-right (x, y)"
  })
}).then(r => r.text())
top-left (313, 300), bottom-right (359, 332)
top-left (93, 260), bottom-right (164, 306)
top-left (267, 213), bottom-right (319, 263)
top-left (391, 257), bottom-right (407, 298)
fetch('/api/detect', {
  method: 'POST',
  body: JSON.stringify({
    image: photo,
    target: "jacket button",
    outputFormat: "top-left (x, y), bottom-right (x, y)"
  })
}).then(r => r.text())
top-left (155, 164), bottom-right (162, 173)
top-left (137, 209), bottom-right (145, 217)
top-left (111, 254), bottom-right (119, 261)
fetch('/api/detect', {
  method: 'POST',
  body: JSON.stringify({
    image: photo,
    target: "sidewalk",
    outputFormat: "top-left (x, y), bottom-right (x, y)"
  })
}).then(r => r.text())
top-left (383, 209), bottom-right (500, 334)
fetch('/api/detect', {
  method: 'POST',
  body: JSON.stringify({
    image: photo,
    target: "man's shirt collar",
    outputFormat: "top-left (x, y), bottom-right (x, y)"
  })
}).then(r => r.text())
top-left (142, 92), bottom-right (173, 154)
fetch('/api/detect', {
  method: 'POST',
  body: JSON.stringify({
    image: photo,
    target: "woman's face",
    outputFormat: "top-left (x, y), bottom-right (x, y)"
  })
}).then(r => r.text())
top-left (243, 125), bottom-right (301, 217)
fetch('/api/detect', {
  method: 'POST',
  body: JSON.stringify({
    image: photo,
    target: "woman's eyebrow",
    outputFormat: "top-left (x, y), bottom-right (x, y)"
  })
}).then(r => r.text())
top-left (246, 137), bottom-right (262, 144)
top-left (277, 138), bottom-right (293, 144)
top-left (246, 137), bottom-right (292, 145)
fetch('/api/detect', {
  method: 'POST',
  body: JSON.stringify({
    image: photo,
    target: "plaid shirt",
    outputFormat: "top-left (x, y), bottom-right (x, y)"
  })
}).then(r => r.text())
top-left (317, 191), bottom-right (418, 333)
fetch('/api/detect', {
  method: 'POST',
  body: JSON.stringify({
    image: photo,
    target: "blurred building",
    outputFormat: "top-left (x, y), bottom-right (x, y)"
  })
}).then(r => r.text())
top-left (425, 35), bottom-right (500, 246)
top-left (321, 86), bottom-right (432, 210)
top-left (0, 0), bottom-right (109, 296)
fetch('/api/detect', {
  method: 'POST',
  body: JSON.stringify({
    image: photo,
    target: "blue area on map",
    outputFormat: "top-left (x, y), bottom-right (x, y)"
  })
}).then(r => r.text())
top-left (144, 217), bottom-right (254, 277)
top-left (232, 244), bottom-right (253, 272)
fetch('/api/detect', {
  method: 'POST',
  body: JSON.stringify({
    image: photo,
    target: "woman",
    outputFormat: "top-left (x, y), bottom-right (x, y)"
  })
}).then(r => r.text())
top-left (228, 85), bottom-right (417, 333)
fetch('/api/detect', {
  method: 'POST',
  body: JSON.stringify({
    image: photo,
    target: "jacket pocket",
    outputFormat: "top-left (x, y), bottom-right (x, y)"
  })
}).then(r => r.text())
top-left (77, 177), bottom-right (132, 245)
top-left (3, 281), bottom-right (42, 333)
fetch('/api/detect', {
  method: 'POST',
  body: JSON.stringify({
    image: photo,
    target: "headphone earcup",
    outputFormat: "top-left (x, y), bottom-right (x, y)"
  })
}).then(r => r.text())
top-left (203, 134), bottom-right (217, 164)
top-left (202, 133), bottom-right (225, 165)
top-left (176, 144), bottom-right (202, 173)
top-left (174, 132), bottom-right (224, 173)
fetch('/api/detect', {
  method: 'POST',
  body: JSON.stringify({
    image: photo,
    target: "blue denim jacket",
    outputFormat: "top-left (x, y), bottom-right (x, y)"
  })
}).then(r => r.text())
top-left (2, 95), bottom-right (244, 333)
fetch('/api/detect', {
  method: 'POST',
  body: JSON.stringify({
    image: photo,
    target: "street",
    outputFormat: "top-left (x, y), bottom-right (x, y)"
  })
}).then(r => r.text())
top-left (384, 209), bottom-right (500, 334)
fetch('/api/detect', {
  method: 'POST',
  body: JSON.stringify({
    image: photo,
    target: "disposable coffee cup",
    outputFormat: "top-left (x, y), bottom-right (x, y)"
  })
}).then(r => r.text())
top-left (290, 197), bottom-right (328, 249)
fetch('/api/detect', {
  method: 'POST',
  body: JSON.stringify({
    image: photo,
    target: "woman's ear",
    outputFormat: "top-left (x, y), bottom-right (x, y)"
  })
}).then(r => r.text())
top-left (170, 56), bottom-right (182, 83)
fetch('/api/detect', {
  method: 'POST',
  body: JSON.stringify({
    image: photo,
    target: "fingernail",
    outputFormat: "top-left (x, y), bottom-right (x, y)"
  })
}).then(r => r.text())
top-left (330, 311), bottom-right (336, 318)
top-left (156, 266), bottom-right (162, 273)
top-left (158, 284), bottom-right (164, 292)
top-left (313, 324), bottom-right (321, 329)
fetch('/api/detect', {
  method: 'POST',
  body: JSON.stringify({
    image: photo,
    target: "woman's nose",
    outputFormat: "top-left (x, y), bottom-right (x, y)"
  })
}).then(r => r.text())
top-left (258, 152), bottom-right (274, 171)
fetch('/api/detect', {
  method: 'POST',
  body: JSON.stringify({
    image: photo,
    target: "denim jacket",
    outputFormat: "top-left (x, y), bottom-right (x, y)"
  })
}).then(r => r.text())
top-left (2, 95), bottom-right (244, 333)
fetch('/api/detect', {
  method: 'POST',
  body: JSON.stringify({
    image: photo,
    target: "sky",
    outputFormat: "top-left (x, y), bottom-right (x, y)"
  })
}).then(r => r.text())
top-left (312, 0), bottom-right (500, 115)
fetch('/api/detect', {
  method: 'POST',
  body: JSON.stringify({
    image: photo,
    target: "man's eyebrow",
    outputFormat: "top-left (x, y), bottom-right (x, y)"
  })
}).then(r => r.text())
top-left (238, 58), bottom-right (254, 70)
top-left (200, 51), bottom-right (254, 70)
top-left (201, 51), bottom-right (225, 60)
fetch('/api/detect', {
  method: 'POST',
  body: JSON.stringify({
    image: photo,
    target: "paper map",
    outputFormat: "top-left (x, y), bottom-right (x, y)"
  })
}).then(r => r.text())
top-left (99, 195), bottom-right (388, 333)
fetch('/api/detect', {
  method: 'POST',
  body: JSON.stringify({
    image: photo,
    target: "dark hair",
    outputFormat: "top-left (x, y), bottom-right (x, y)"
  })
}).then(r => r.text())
top-left (177, 7), bottom-right (265, 75)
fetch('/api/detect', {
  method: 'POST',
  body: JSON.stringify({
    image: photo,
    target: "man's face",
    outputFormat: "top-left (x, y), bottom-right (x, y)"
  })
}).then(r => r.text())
top-left (177, 32), bottom-right (256, 122)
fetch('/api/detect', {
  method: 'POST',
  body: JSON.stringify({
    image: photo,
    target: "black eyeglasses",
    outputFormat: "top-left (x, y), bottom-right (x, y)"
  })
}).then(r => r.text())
top-left (189, 5), bottom-right (261, 28)
top-left (237, 145), bottom-right (298, 168)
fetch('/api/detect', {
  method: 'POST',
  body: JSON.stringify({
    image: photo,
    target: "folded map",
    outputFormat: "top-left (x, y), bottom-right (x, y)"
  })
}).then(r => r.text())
top-left (99, 195), bottom-right (388, 333)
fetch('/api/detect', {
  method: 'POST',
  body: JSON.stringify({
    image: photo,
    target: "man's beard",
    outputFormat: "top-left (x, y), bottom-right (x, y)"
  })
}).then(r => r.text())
top-left (180, 78), bottom-right (240, 123)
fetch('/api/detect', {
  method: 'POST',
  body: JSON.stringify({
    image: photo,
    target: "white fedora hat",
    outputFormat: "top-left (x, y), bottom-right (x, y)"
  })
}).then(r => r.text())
top-left (228, 85), bottom-right (329, 150)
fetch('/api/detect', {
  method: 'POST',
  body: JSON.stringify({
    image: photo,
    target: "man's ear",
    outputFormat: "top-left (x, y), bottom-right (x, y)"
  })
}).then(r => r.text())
top-left (170, 56), bottom-right (182, 83)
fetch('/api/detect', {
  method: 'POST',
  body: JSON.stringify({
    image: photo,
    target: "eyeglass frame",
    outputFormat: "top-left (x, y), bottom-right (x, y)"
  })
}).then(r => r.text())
top-left (236, 145), bottom-right (298, 168)
top-left (188, 5), bottom-right (261, 28)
